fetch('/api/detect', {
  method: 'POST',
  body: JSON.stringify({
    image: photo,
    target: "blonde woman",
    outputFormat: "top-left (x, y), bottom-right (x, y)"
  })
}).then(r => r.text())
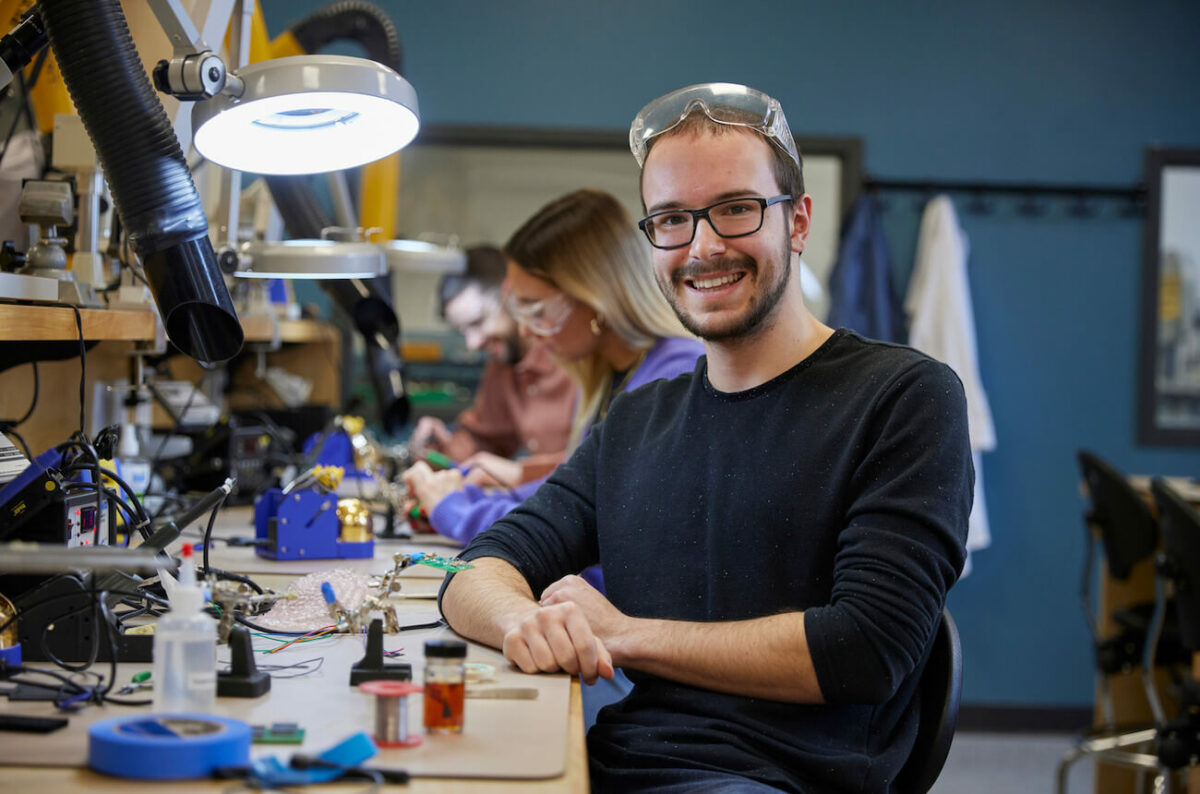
top-left (403, 189), bottom-right (702, 573)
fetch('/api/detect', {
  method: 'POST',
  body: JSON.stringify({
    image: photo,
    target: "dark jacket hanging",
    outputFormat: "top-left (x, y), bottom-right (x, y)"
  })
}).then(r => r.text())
top-left (826, 194), bottom-right (905, 343)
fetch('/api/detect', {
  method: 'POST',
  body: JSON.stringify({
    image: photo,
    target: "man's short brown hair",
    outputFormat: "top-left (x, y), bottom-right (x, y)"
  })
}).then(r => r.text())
top-left (640, 108), bottom-right (805, 205)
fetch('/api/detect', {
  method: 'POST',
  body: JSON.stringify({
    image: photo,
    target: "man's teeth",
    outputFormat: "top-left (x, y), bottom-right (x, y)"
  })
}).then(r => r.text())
top-left (690, 273), bottom-right (743, 290)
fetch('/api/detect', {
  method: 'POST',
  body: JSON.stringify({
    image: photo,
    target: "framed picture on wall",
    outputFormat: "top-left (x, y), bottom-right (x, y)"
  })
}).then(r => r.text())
top-left (1138, 147), bottom-right (1200, 445)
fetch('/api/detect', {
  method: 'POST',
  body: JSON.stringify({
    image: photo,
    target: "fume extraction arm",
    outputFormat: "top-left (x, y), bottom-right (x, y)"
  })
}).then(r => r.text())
top-left (0, 0), bottom-right (245, 365)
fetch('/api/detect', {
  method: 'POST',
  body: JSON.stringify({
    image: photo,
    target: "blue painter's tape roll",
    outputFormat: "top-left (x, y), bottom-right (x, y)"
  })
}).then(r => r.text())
top-left (88, 715), bottom-right (251, 779)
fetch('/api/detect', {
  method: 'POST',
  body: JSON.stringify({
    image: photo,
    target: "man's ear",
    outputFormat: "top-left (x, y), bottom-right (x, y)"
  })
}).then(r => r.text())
top-left (790, 194), bottom-right (812, 255)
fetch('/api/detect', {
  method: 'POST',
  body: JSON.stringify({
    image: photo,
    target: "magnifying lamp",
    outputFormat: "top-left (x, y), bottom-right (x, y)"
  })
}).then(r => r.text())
top-left (383, 240), bottom-right (467, 274)
top-left (235, 240), bottom-right (386, 279)
top-left (192, 55), bottom-right (419, 175)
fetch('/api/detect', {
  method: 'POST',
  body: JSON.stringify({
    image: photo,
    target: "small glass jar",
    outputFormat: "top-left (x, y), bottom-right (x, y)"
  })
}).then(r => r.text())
top-left (423, 638), bottom-right (467, 734)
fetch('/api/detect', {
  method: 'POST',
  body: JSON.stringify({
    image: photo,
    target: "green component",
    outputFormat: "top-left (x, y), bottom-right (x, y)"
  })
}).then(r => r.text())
top-left (251, 724), bottom-right (306, 744)
top-left (131, 671), bottom-right (151, 683)
top-left (423, 450), bottom-right (455, 470)
top-left (415, 554), bottom-right (474, 573)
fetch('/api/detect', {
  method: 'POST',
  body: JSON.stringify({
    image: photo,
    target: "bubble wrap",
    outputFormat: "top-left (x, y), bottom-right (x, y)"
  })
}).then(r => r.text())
top-left (256, 568), bottom-right (373, 633)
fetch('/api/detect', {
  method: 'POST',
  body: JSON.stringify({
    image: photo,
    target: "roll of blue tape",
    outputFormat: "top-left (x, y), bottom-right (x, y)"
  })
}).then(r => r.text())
top-left (88, 714), bottom-right (251, 779)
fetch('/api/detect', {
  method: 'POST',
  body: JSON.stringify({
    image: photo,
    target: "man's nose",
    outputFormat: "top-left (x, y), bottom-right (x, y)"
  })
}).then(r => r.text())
top-left (689, 216), bottom-right (727, 259)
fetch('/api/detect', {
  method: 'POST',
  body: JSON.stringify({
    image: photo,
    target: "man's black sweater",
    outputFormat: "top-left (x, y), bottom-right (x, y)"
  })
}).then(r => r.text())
top-left (456, 329), bottom-right (973, 792)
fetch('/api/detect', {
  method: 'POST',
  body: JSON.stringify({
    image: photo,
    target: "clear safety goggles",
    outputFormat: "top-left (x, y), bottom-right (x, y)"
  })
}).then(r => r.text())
top-left (629, 82), bottom-right (800, 170)
top-left (502, 289), bottom-right (575, 337)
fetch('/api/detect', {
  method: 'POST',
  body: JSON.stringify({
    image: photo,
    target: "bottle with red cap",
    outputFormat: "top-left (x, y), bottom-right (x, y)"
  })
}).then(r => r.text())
top-left (152, 543), bottom-right (216, 713)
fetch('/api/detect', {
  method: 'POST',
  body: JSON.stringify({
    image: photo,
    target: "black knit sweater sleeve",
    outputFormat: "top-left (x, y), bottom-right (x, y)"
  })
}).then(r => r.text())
top-left (803, 356), bottom-right (972, 704)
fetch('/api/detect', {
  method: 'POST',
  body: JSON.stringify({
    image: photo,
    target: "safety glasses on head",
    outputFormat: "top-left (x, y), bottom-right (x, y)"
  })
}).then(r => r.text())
top-left (629, 82), bottom-right (800, 170)
top-left (502, 289), bottom-right (575, 337)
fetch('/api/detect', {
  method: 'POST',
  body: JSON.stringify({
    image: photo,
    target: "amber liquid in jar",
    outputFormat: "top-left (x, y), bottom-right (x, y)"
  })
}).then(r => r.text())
top-left (423, 680), bottom-right (465, 733)
top-left (423, 638), bottom-right (468, 734)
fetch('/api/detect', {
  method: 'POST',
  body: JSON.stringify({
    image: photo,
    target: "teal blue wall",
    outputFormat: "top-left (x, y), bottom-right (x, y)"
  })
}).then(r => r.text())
top-left (262, 1), bottom-right (1200, 707)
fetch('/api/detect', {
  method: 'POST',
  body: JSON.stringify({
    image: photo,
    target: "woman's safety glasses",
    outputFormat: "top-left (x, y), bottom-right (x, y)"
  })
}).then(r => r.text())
top-left (502, 289), bottom-right (575, 337)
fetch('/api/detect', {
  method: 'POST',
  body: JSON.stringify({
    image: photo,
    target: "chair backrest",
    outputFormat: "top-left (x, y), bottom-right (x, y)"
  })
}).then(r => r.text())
top-left (1078, 451), bottom-right (1159, 580)
top-left (894, 609), bottom-right (963, 794)
top-left (1150, 479), bottom-right (1200, 653)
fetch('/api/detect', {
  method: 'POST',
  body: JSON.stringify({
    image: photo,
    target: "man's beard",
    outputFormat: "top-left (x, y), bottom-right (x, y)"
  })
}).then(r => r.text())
top-left (659, 236), bottom-right (793, 342)
top-left (498, 332), bottom-right (524, 365)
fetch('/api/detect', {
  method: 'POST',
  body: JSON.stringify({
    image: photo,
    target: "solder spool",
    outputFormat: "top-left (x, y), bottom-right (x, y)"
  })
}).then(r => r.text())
top-left (359, 679), bottom-right (423, 747)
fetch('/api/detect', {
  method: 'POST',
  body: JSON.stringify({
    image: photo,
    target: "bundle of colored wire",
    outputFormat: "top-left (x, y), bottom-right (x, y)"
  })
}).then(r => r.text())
top-left (266, 625), bottom-right (337, 654)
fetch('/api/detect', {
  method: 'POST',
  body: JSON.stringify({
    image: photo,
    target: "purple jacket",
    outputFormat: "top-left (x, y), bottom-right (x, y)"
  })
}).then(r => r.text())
top-left (429, 336), bottom-right (704, 589)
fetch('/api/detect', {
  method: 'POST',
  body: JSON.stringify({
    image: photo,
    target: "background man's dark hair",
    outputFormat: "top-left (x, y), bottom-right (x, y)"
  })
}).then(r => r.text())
top-left (437, 245), bottom-right (507, 319)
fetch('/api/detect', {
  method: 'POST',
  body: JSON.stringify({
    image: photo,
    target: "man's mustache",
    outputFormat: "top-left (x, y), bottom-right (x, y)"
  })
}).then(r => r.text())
top-left (671, 256), bottom-right (757, 287)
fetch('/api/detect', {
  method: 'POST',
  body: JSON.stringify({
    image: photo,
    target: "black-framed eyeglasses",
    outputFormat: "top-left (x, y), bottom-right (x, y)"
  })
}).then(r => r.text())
top-left (637, 195), bottom-right (792, 250)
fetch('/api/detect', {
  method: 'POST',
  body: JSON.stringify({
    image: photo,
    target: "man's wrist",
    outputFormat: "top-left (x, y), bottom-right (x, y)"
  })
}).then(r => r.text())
top-left (497, 602), bottom-right (542, 637)
top-left (608, 616), bottom-right (654, 668)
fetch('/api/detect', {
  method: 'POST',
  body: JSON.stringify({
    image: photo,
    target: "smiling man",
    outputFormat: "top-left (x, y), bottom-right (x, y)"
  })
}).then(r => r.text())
top-left (440, 84), bottom-right (973, 792)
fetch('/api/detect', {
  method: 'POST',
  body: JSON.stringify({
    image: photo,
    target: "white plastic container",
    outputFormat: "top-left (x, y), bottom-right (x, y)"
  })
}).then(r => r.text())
top-left (152, 543), bottom-right (216, 713)
top-left (117, 422), bottom-right (151, 498)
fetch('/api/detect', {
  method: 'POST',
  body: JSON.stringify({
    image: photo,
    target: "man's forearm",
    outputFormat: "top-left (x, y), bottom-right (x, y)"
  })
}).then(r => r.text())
top-left (441, 557), bottom-right (540, 650)
top-left (612, 612), bottom-right (825, 703)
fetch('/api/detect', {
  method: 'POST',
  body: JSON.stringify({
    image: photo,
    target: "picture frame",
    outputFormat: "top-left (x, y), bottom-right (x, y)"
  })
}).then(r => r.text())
top-left (1138, 147), bottom-right (1200, 445)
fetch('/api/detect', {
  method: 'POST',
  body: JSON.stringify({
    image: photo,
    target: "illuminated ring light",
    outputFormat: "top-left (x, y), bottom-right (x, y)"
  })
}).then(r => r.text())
top-left (235, 240), bottom-right (386, 279)
top-left (193, 55), bottom-right (419, 175)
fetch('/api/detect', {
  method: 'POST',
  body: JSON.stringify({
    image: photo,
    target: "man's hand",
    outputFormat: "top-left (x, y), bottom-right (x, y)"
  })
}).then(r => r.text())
top-left (539, 574), bottom-right (630, 644)
top-left (401, 461), bottom-right (465, 516)
top-left (501, 600), bottom-right (615, 685)
top-left (409, 416), bottom-right (452, 453)
top-left (461, 451), bottom-right (522, 489)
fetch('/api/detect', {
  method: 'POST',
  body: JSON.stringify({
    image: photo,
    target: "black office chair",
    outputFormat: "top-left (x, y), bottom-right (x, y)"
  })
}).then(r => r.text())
top-left (894, 608), bottom-right (963, 794)
top-left (1074, 452), bottom-right (1186, 713)
top-left (1148, 479), bottom-right (1200, 783)
top-left (1057, 455), bottom-right (1188, 793)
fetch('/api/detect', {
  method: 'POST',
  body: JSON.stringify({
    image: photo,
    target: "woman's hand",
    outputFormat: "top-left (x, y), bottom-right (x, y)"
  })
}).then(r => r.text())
top-left (402, 461), bottom-right (466, 517)
top-left (461, 451), bottom-right (523, 489)
top-left (409, 416), bottom-right (452, 453)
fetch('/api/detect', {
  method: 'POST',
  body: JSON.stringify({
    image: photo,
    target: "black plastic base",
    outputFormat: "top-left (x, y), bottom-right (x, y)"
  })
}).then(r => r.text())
top-left (349, 618), bottom-right (412, 686)
top-left (217, 625), bottom-right (271, 698)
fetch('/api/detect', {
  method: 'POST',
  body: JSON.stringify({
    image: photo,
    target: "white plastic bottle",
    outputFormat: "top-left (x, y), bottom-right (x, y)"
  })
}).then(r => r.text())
top-left (152, 543), bottom-right (217, 713)
top-left (117, 422), bottom-right (151, 499)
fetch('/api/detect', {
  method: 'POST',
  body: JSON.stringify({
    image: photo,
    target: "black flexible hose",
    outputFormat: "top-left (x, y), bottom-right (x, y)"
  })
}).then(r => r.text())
top-left (264, 174), bottom-right (410, 432)
top-left (289, 1), bottom-right (403, 72)
top-left (39, 0), bottom-right (243, 365)
top-left (264, 2), bottom-right (410, 431)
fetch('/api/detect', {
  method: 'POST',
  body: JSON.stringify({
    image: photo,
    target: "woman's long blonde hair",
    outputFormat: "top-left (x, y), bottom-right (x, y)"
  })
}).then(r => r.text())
top-left (504, 189), bottom-right (688, 450)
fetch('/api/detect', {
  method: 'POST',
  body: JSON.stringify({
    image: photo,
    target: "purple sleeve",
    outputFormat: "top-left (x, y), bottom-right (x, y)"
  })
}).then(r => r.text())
top-left (625, 337), bottom-right (704, 392)
top-left (429, 479), bottom-right (544, 545)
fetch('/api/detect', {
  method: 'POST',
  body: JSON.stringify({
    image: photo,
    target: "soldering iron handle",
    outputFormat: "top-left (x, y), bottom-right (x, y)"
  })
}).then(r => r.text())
top-left (174, 476), bottom-right (236, 530)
